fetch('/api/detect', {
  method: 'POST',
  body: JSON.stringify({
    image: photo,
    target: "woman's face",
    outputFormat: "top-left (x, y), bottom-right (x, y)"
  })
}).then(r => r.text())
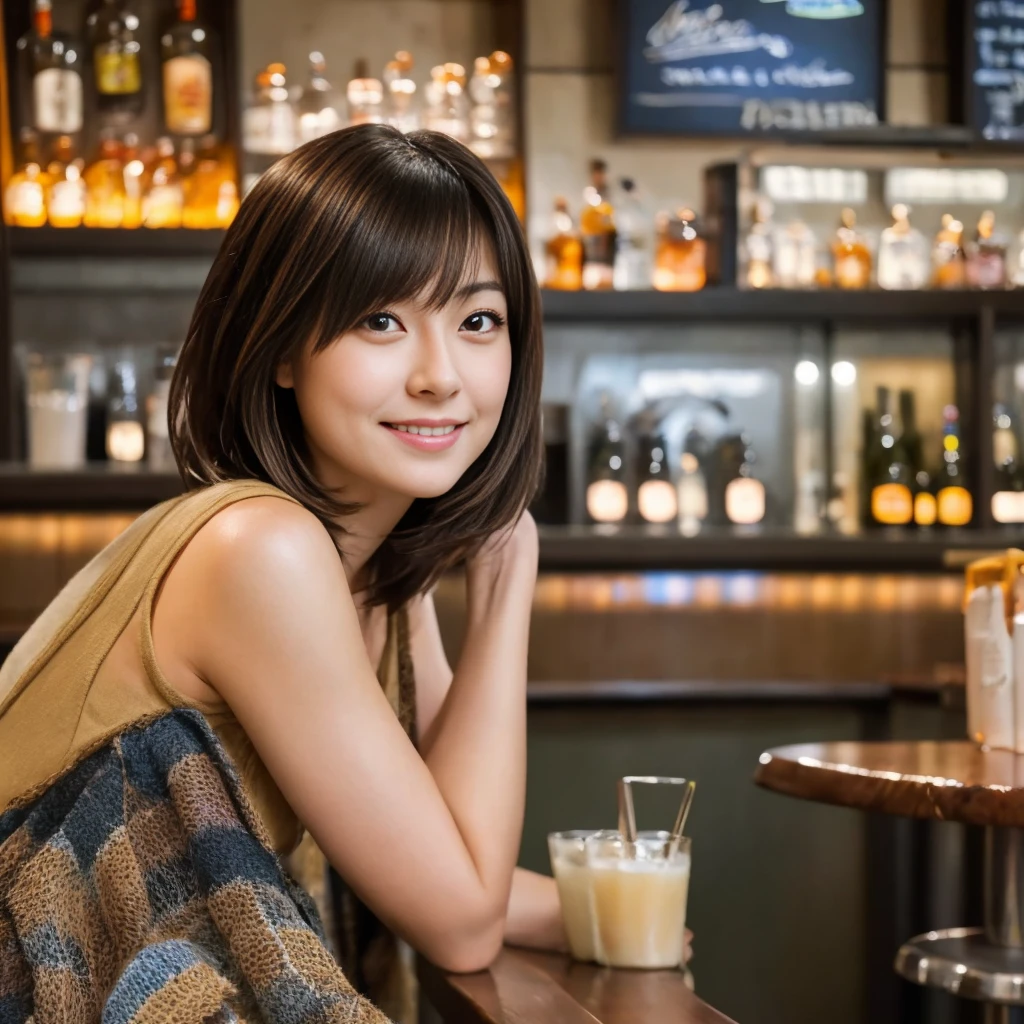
top-left (278, 244), bottom-right (512, 504)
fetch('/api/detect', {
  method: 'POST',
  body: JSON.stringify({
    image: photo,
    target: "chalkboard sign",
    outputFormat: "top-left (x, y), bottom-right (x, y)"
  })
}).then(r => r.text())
top-left (619, 0), bottom-right (886, 137)
top-left (964, 1), bottom-right (1024, 141)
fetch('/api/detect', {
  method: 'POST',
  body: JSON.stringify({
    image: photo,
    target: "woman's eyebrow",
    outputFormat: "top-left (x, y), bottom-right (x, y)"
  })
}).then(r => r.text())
top-left (455, 279), bottom-right (504, 301)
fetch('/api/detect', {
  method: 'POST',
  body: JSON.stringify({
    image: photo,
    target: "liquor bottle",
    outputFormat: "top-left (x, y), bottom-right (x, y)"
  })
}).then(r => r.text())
top-left (4, 128), bottom-right (50, 227)
top-left (585, 394), bottom-right (628, 525)
top-left (183, 134), bottom-right (228, 227)
top-left (632, 412), bottom-right (677, 524)
top-left (424, 63), bottom-right (468, 140)
top-left (992, 405), bottom-right (1024, 524)
top-left (876, 204), bottom-right (929, 290)
top-left (161, 0), bottom-right (213, 137)
top-left (296, 52), bottom-right (340, 144)
top-left (613, 178), bottom-right (652, 290)
top-left (966, 211), bottom-right (1008, 290)
top-left (146, 344), bottom-right (178, 471)
top-left (46, 133), bottom-right (85, 227)
top-left (87, 0), bottom-right (142, 124)
top-left (743, 197), bottom-right (774, 289)
top-left (676, 429), bottom-right (709, 536)
top-left (716, 432), bottom-right (766, 526)
top-left (652, 208), bottom-right (706, 292)
top-left (897, 389), bottom-right (931, 527)
top-left (83, 132), bottom-right (125, 227)
top-left (863, 386), bottom-right (913, 527)
top-left (469, 51), bottom-right (515, 161)
top-left (384, 50), bottom-right (418, 133)
top-left (106, 354), bottom-right (144, 462)
top-left (832, 207), bottom-right (871, 289)
top-left (774, 219), bottom-right (817, 289)
top-left (120, 131), bottom-right (143, 227)
top-left (544, 198), bottom-right (583, 290)
top-left (1013, 228), bottom-right (1024, 289)
top-left (936, 404), bottom-right (973, 527)
top-left (255, 63), bottom-right (295, 154)
top-left (580, 160), bottom-right (616, 291)
top-left (932, 214), bottom-right (966, 290)
top-left (141, 136), bottom-right (183, 228)
top-left (913, 471), bottom-right (937, 527)
top-left (18, 0), bottom-right (84, 136)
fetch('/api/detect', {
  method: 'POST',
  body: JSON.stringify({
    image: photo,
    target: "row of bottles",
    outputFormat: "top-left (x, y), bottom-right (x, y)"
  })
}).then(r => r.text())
top-left (243, 49), bottom-right (516, 161)
top-left (17, 0), bottom-right (216, 141)
top-left (584, 394), bottom-right (766, 531)
top-left (862, 389), bottom-right (972, 529)
top-left (545, 161), bottom-right (706, 292)
top-left (4, 128), bottom-right (237, 228)
top-left (744, 204), bottom-right (1024, 291)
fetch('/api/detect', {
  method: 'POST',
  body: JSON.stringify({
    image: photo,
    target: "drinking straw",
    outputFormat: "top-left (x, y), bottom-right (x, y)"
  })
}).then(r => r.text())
top-left (667, 780), bottom-right (696, 858)
top-left (616, 776), bottom-right (689, 854)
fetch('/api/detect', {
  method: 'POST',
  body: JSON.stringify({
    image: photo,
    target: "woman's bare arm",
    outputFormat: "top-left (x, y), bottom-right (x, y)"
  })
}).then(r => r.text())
top-left (153, 496), bottom-right (537, 972)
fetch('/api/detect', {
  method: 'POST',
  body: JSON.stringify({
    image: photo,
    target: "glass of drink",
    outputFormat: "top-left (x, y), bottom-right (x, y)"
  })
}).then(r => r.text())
top-left (25, 351), bottom-right (92, 469)
top-left (548, 829), bottom-right (606, 962)
top-left (585, 829), bottom-right (691, 970)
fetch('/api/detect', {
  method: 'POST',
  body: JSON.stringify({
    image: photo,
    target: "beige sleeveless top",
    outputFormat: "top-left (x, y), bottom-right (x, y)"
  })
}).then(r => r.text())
top-left (0, 479), bottom-right (409, 857)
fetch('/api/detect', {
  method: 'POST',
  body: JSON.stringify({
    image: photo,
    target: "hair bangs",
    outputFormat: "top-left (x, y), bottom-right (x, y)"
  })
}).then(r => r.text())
top-left (312, 146), bottom-right (495, 352)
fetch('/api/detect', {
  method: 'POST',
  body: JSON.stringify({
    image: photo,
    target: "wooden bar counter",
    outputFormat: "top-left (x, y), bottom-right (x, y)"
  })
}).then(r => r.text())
top-left (418, 948), bottom-right (737, 1024)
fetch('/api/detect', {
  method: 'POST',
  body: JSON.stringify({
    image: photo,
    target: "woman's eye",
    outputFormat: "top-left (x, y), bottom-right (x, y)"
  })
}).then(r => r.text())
top-left (461, 311), bottom-right (505, 333)
top-left (364, 313), bottom-right (400, 333)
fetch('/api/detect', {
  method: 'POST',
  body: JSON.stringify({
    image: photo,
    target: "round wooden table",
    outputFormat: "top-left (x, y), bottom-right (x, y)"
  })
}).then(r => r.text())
top-left (756, 741), bottom-right (1024, 1023)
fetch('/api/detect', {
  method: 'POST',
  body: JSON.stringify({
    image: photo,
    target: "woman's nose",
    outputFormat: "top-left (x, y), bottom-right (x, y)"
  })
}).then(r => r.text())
top-left (407, 333), bottom-right (461, 401)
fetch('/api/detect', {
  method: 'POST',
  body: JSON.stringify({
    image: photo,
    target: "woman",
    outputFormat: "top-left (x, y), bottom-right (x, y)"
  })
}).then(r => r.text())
top-left (0, 126), bottom-right (558, 1024)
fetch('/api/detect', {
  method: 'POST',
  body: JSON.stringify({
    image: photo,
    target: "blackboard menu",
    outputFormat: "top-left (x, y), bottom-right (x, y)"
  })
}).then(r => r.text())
top-left (619, 0), bottom-right (885, 136)
top-left (966, 1), bottom-right (1024, 141)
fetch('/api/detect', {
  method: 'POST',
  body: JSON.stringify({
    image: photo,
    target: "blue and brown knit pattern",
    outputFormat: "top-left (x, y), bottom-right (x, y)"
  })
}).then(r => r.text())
top-left (0, 709), bottom-right (393, 1024)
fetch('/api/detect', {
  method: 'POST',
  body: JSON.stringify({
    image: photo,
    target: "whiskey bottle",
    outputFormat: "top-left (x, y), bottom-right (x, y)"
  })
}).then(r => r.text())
top-left (966, 211), bottom-right (1008, 290)
top-left (936, 404), bottom-right (973, 527)
top-left (585, 394), bottom-right (628, 525)
top-left (580, 159), bottom-right (616, 290)
top-left (297, 52), bottom-right (340, 144)
top-left (141, 136), bottom-right (183, 228)
top-left (4, 128), bottom-right (50, 227)
top-left (161, 0), bottom-right (213, 137)
top-left (832, 207), bottom-right (871, 290)
top-left (876, 204), bottom-right (928, 290)
top-left (932, 214), bottom-right (966, 290)
top-left (653, 208), bottom-right (706, 292)
top-left (46, 133), bottom-right (85, 227)
top-left (384, 50), bottom-right (419, 133)
top-left (469, 51), bottom-right (515, 161)
top-left (83, 132), bottom-right (126, 227)
top-left (18, 0), bottom-right (84, 136)
top-left (120, 131), bottom-right (143, 227)
top-left (87, 0), bottom-right (142, 124)
top-left (743, 197), bottom-right (774, 290)
top-left (544, 198), bottom-right (583, 291)
top-left (424, 63), bottom-right (466, 140)
top-left (863, 387), bottom-right (913, 527)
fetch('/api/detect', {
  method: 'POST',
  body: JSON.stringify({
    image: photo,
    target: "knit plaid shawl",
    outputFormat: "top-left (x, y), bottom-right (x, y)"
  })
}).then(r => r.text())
top-left (0, 709), bottom-right (393, 1024)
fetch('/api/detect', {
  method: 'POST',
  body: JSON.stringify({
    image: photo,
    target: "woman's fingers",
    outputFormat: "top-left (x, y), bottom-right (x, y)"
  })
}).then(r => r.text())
top-left (684, 928), bottom-right (694, 963)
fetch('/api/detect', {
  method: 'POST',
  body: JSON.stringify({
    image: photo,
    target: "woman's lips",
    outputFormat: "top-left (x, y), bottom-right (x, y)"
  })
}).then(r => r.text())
top-left (382, 423), bottom-right (465, 451)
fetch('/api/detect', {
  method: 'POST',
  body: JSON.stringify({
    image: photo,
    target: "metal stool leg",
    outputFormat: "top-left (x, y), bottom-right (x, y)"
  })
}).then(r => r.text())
top-left (987, 828), bottom-right (1024, 948)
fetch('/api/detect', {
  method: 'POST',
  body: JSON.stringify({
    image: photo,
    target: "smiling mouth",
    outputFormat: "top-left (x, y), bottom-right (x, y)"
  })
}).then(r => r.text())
top-left (384, 423), bottom-right (460, 436)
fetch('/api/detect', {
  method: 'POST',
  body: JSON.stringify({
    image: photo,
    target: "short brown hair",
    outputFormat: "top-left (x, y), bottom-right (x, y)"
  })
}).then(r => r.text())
top-left (170, 126), bottom-right (543, 610)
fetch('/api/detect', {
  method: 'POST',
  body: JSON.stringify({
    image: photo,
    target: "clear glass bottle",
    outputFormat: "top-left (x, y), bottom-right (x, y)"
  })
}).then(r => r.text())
top-left (613, 178), bottom-right (652, 290)
top-left (347, 58), bottom-right (384, 126)
top-left (544, 197), bottom-right (583, 291)
top-left (966, 210), bottom-right (1008, 290)
top-left (87, 0), bottom-right (143, 124)
top-left (653, 208), bottom-right (706, 292)
top-left (424, 62), bottom-right (468, 141)
top-left (141, 135), bottom-right (183, 227)
top-left (832, 207), bottom-right (872, 289)
top-left (932, 214), bottom-right (966, 290)
top-left (992, 404), bottom-right (1024, 524)
top-left (297, 51), bottom-right (340, 144)
top-left (676, 429), bottom-right (709, 536)
top-left (585, 394), bottom-right (628, 525)
top-left (18, 0), bottom-right (84, 136)
top-left (4, 127), bottom-right (50, 227)
top-left (721, 434), bottom-right (766, 527)
top-left (46, 133), bottom-right (85, 227)
top-left (773, 219), bottom-right (817, 289)
top-left (469, 50), bottom-right (515, 160)
top-left (146, 344), bottom-right (178, 471)
top-left (580, 159), bottom-right (616, 291)
top-left (743, 197), bottom-right (774, 289)
top-left (83, 131), bottom-right (125, 227)
top-left (632, 412), bottom-right (677, 525)
top-left (384, 50), bottom-right (418, 133)
top-left (106, 353), bottom-right (144, 462)
top-left (161, 0), bottom-right (213, 137)
top-left (876, 204), bottom-right (929, 290)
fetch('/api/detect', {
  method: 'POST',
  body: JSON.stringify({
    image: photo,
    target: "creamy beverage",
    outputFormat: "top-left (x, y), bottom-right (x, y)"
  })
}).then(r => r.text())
top-left (548, 830), bottom-right (601, 962)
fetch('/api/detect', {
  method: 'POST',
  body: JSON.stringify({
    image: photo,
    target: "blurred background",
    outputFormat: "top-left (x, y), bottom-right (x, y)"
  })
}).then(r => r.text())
top-left (1, 0), bottom-right (1022, 1020)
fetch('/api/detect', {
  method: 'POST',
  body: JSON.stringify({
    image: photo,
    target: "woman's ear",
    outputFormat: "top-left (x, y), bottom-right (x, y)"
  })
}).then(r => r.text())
top-left (275, 359), bottom-right (295, 389)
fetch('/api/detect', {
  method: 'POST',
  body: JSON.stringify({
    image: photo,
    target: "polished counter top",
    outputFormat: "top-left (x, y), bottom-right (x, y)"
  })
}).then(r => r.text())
top-left (418, 948), bottom-right (737, 1024)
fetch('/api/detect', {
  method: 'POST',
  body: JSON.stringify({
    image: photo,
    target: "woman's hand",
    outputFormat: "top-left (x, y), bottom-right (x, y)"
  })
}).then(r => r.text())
top-left (685, 928), bottom-right (694, 964)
